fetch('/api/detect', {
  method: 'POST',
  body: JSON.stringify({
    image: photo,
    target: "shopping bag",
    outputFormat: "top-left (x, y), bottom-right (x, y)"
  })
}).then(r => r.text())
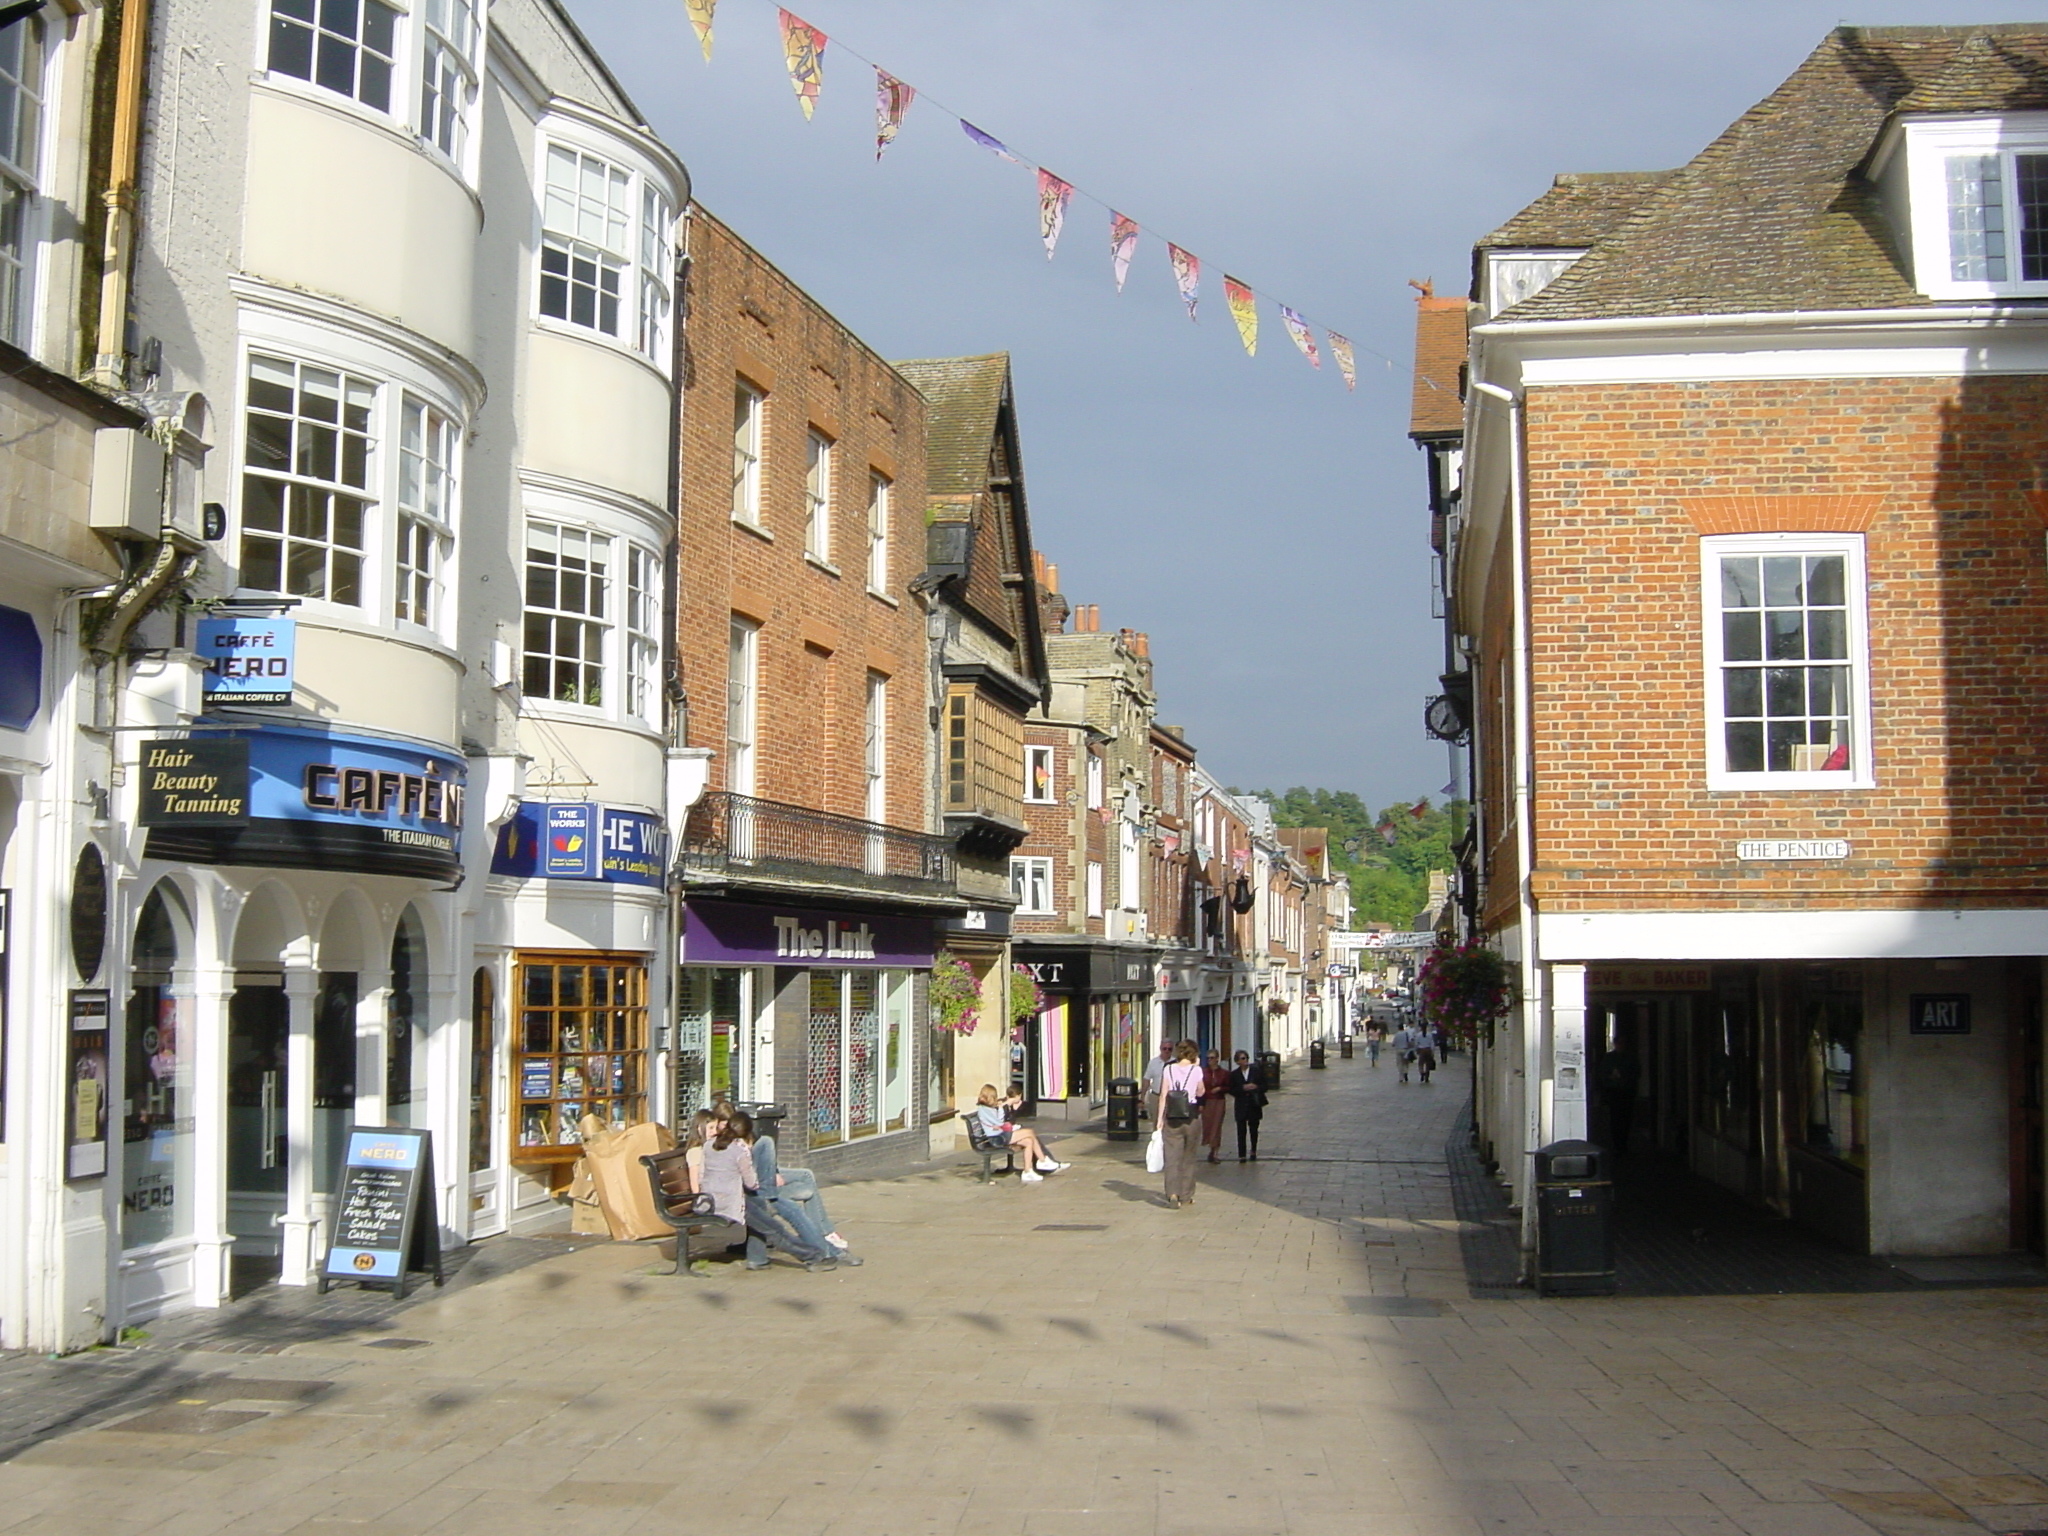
top-left (1145, 1130), bottom-right (1164, 1173)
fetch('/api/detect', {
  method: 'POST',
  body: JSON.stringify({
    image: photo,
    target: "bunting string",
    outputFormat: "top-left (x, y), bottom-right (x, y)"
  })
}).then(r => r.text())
top-left (695, 0), bottom-right (1423, 394)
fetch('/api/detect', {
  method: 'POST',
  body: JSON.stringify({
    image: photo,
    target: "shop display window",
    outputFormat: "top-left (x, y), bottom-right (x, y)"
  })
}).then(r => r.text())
top-left (313, 972), bottom-right (357, 1193)
top-left (805, 969), bottom-right (911, 1146)
top-left (469, 967), bottom-right (495, 1173)
top-left (675, 966), bottom-right (770, 1117)
top-left (515, 954), bottom-right (648, 1158)
top-left (1798, 971), bottom-right (1865, 1167)
top-left (122, 886), bottom-right (194, 1249)
top-left (1697, 972), bottom-right (1757, 1149)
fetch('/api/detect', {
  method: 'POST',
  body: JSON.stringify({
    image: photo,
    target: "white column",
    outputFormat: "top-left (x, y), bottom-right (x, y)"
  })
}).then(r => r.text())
top-left (185, 961), bottom-right (235, 1307)
top-left (1550, 962), bottom-right (1588, 1144)
top-left (278, 966), bottom-right (318, 1285)
top-left (422, 972), bottom-right (459, 1240)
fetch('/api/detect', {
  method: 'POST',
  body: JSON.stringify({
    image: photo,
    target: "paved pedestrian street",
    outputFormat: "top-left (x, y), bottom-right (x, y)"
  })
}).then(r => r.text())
top-left (6, 1057), bottom-right (2048, 1536)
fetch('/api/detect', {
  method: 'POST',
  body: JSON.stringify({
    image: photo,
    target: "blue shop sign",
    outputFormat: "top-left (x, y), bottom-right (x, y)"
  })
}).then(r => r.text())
top-left (491, 803), bottom-right (668, 888)
top-left (196, 617), bottom-right (295, 706)
top-left (143, 725), bottom-right (465, 881)
top-left (0, 605), bottom-right (40, 731)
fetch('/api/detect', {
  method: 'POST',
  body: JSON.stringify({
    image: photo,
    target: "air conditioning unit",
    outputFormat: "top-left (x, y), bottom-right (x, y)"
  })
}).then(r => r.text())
top-left (89, 427), bottom-right (167, 540)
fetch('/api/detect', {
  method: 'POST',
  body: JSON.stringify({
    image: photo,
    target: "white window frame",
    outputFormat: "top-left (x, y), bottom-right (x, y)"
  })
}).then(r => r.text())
top-left (805, 429), bottom-right (834, 565)
top-left (264, 0), bottom-right (399, 117)
top-left (416, 0), bottom-right (481, 171)
top-left (394, 394), bottom-right (455, 631)
top-left (1701, 532), bottom-right (1874, 792)
top-left (731, 380), bottom-right (765, 528)
top-left (521, 520), bottom-right (612, 712)
top-left (1904, 117), bottom-right (2048, 300)
top-left (726, 616), bottom-right (759, 797)
top-left (1086, 861), bottom-right (1105, 919)
top-left (863, 671), bottom-right (887, 825)
top-left (0, 13), bottom-right (45, 353)
top-left (1023, 744), bottom-right (1056, 804)
top-left (1086, 753), bottom-right (1104, 810)
top-left (1010, 856), bottom-right (1053, 915)
top-left (625, 543), bottom-right (663, 726)
top-left (534, 129), bottom-right (676, 369)
top-left (517, 495), bottom-right (665, 730)
top-left (866, 470), bottom-right (890, 593)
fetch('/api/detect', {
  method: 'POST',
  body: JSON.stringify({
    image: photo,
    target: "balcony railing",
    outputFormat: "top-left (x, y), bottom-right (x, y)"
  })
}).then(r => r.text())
top-left (680, 791), bottom-right (957, 900)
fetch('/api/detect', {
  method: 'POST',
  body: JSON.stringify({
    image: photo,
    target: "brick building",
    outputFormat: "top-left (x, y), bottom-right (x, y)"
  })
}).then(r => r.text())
top-left (672, 206), bottom-right (951, 1177)
top-left (1441, 26), bottom-right (2048, 1264)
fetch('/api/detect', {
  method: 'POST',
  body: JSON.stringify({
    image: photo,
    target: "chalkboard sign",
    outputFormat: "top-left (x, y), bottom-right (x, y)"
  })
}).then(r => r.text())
top-left (318, 1126), bottom-right (445, 1298)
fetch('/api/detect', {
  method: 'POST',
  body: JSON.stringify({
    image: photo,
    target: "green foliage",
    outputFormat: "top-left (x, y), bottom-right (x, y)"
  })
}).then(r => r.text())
top-left (1234, 785), bottom-right (1466, 928)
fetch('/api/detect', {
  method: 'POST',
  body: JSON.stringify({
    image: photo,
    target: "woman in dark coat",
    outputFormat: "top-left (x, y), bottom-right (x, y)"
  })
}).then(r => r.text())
top-left (1198, 1050), bottom-right (1231, 1164)
top-left (1228, 1050), bottom-right (1267, 1162)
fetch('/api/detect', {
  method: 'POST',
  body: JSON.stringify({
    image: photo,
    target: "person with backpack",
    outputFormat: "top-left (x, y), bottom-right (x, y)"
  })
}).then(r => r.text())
top-left (1156, 1041), bottom-right (1207, 1208)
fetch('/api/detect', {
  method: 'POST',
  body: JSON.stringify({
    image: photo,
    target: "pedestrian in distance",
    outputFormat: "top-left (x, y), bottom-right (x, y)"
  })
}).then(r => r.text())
top-left (1415, 1029), bottom-right (1437, 1085)
top-left (1157, 1041), bottom-right (1206, 1208)
top-left (1228, 1050), bottom-right (1266, 1161)
top-left (1391, 1024), bottom-right (1415, 1084)
top-left (1365, 1025), bottom-right (1382, 1069)
top-left (1142, 1038), bottom-right (1174, 1124)
top-left (971, 1084), bottom-right (1068, 1183)
top-left (1199, 1049), bottom-right (1231, 1164)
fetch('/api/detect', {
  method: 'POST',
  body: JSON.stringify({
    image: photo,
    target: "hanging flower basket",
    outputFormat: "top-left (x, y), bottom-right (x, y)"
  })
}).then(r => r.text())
top-left (1007, 965), bottom-right (1048, 1029)
top-left (929, 950), bottom-right (982, 1035)
top-left (1417, 937), bottom-right (1514, 1044)
top-left (1265, 996), bottom-right (1290, 1016)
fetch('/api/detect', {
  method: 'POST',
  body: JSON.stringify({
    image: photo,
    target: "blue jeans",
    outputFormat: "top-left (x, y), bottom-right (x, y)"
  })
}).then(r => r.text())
top-left (752, 1136), bottom-right (844, 1252)
top-left (742, 1191), bottom-right (827, 1265)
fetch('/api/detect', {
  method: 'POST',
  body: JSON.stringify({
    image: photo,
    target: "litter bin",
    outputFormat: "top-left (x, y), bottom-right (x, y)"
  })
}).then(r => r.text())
top-left (1258, 1050), bottom-right (1282, 1092)
top-left (1534, 1140), bottom-right (1614, 1296)
top-left (1106, 1077), bottom-right (1140, 1141)
top-left (738, 1101), bottom-right (788, 1148)
top-left (1339, 1036), bottom-right (1354, 1060)
top-left (1309, 1039), bottom-right (1327, 1070)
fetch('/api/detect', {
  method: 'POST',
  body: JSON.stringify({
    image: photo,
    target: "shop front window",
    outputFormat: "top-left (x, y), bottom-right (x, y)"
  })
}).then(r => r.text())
top-left (806, 969), bottom-right (910, 1147)
top-left (515, 954), bottom-right (648, 1156)
top-left (1799, 972), bottom-right (1865, 1167)
top-left (123, 886), bottom-right (194, 1249)
top-left (676, 966), bottom-right (770, 1115)
top-left (469, 967), bottom-right (494, 1173)
top-left (1698, 971), bottom-right (1756, 1149)
top-left (387, 908), bottom-right (426, 1127)
top-left (313, 972), bottom-right (357, 1193)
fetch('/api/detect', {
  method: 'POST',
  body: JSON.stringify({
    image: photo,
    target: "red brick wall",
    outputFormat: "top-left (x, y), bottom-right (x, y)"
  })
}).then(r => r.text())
top-left (1013, 725), bottom-right (1106, 935)
top-left (677, 207), bottom-right (929, 828)
top-left (1491, 374), bottom-right (2048, 913)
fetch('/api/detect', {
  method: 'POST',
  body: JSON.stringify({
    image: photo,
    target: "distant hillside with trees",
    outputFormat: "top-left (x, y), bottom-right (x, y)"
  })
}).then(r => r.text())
top-left (1234, 787), bottom-right (1464, 928)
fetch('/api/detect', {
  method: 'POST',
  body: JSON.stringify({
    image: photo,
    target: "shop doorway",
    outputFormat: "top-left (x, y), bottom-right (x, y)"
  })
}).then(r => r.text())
top-left (2014, 976), bottom-right (2045, 1258)
top-left (225, 977), bottom-right (288, 1275)
top-left (1066, 1002), bottom-right (1092, 1100)
top-left (469, 966), bottom-right (505, 1237)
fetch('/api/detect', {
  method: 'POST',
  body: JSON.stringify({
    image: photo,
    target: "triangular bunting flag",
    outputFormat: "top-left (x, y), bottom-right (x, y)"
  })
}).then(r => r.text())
top-left (875, 68), bottom-right (914, 159)
top-left (1036, 169), bottom-right (1073, 260)
top-left (961, 121), bottom-right (1023, 163)
top-left (686, 0), bottom-right (715, 60)
top-left (1329, 332), bottom-right (1356, 392)
top-left (1281, 305), bottom-right (1320, 369)
top-left (1110, 213), bottom-right (1139, 293)
top-left (1168, 243), bottom-right (1199, 320)
top-left (777, 9), bottom-right (827, 120)
top-left (1224, 276), bottom-right (1257, 356)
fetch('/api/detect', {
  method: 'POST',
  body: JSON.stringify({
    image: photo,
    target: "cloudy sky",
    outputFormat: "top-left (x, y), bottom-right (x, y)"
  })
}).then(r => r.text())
top-left (566, 0), bottom-right (2003, 802)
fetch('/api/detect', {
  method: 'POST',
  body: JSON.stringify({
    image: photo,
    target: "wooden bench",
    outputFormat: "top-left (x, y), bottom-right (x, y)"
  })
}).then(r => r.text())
top-left (640, 1148), bottom-right (744, 1274)
top-left (962, 1114), bottom-right (1017, 1184)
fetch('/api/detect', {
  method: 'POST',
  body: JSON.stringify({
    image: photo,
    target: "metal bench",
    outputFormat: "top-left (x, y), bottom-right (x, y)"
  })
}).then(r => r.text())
top-left (640, 1147), bottom-right (744, 1274)
top-left (962, 1114), bottom-right (1018, 1184)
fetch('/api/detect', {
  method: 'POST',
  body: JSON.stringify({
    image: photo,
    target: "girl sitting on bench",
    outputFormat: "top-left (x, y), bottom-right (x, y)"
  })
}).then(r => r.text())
top-left (971, 1084), bottom-right (1068, 1183)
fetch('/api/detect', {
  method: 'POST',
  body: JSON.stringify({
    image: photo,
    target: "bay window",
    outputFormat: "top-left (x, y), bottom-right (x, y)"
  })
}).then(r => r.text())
top-left (538, 137), bottom-right (674, 365)
top-left (0, 13), bottom-right (42, 350)
top-left (417, 0), bottom-right (480, 163)
top-left (266, 2), bottom-right (486, 175)
top-left (268, 0), bottom-right (397, 113)
top-left (395, 396), bottom-right (453, 628)
top-left (519, 517), bottom-right (663, 727)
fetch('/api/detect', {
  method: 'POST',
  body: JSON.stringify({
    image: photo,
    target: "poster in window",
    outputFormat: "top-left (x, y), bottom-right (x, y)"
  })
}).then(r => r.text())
top-left (67, 990), bottom-right (110, 1178)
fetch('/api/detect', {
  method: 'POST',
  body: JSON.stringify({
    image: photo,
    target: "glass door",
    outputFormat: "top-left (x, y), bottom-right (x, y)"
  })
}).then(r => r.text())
top-left (226, 981), bottom-right (288, 1262)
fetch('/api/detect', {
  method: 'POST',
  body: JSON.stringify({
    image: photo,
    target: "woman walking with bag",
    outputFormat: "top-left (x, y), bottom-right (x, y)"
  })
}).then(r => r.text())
top-left (1198, 1050), bottom-right (1231, 1164)
top-left (1157, 1041), bottom-right (1206, 1208)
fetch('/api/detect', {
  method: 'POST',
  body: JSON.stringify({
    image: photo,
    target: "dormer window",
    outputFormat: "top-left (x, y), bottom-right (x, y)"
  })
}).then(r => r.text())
top-left (1899, 119), bottom-right (2048, 299)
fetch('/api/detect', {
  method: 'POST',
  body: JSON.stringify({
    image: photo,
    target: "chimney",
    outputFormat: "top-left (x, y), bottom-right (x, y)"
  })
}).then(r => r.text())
top-left (1133, 631), bottom-right (1150, 658)
top-left (1045, 562), bottom-right (1059, 595)
top-left (1075, 604), bottom-right (1099, 633)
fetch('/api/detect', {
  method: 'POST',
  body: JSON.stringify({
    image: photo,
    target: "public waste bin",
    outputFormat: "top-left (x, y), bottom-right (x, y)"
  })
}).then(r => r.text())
top-left (1258, 1050), bottom-right (1282, 1091)
top-left (738, 1101), bottom-right (788, 1147)
top-left (1339, 1036), bottom-right (1354, 1060)
top-left (1309, 1039), bottom-right (1327, 1070)
top-left (1106, 1077), bottom-right (1140, 1141)
top-left (1534, 1140), bottom-right (1615, 1296)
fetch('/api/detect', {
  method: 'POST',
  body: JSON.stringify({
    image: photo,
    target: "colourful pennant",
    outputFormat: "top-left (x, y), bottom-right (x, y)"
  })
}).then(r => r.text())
top-left (686, 0), bottom-right (716, 60)
top-left (1036, 169), bottom-right (1073, 260)
top-left (1329, 332), bottom-right (1356, 392)
top-left (1168, 243), bottom-right (1199, 320)
top-left (777, 9), bottom-right (826, 120)
top-left (875, 68), bottom-right (914, 159)
top-left (1281, 305), bottom-right (1320, 369)
top-left (1225, 276), bottom-right (1257, 356)
top-left (961, 121), bottom-right (1022, 163)
top-left (1110, 212), bottom-right (1139, 292)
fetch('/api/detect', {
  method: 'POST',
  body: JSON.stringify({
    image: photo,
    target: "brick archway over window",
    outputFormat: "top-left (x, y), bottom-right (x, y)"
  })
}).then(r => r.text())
top-left (1678, 495), bottom-right (1885, 535)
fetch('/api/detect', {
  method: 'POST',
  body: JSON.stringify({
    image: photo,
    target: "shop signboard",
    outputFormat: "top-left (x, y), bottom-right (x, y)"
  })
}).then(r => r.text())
top-left (0, 603), bottom-right (39, 730)
top-left (1909, 994), bottom-right (1971, 1036)
top-left (195, 616), bottom-right (295, 707)
top-left (66, 990), bottom-right (109, 1178)
top-left (318, 1125), bottom-right (444, 1298)
top-left (490, 804), bottom-right (667, 886)
top-left (682, 898), bottom-right (935, 969)
top-left (141, 726), bottom-right (464, 881)
top-left (138, 738), bottom-right (250, 825)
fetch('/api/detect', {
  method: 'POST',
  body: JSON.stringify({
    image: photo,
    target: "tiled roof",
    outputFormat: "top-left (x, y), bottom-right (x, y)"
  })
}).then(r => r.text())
top-left (1409, 297), bottom-right (1470, 439)
top-left (891, 354), bottom-right (1009, 502)
top-left (1502, 25), bottom-right (2048, 323)
top-left (1474, 172), bottom-right (1676, 253)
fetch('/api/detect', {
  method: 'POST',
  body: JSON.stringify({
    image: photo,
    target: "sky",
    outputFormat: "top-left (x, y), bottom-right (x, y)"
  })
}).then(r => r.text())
top-left (566, 0), bottom-right (2011, 805)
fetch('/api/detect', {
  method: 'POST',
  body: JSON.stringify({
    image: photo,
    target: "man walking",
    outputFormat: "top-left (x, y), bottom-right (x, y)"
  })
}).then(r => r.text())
top-left (1143, 1037), bottom-right (1174, 1124)
top-left (1390, 1023), bottom-right (1414, 1084)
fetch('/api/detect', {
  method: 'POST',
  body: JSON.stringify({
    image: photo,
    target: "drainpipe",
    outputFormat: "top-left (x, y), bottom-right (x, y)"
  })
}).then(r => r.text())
top-left (89, 0), bottom-right (151, 387)
top-left (1473, 379), bottom-right (1542, 1279)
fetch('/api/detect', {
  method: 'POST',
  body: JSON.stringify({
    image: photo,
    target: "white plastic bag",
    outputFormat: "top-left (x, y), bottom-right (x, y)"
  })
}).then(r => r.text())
top-left (1144, 1129), bottom-right (1164, 1173)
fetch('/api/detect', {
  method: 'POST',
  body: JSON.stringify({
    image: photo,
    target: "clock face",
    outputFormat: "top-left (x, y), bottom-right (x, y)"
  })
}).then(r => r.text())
top-left (1425, 695), bottom-right (1470, 744)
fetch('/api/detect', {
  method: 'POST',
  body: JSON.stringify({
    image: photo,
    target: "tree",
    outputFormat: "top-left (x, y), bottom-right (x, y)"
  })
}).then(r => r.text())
top-left (1235, 786), bottom-right (1464, 928)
